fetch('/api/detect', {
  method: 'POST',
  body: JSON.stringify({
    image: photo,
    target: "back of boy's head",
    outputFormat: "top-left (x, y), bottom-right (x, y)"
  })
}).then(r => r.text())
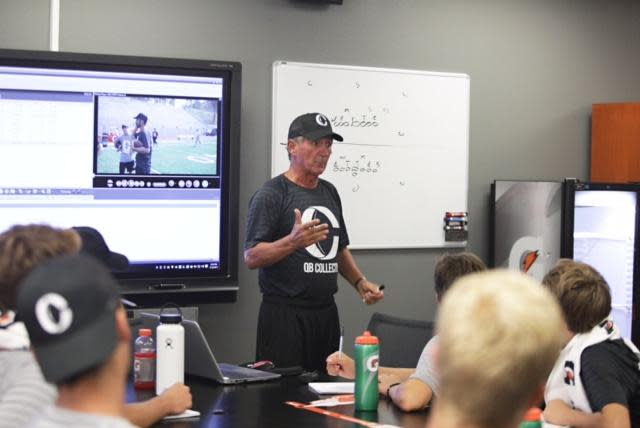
top-left (542, 259), bottom-right (611, 334)
top-left (434, 252), bottom-right (487, 299)
top-left (0, 224), bottom-right (81, 312)
top-left (436, 270), bottom-right (564, 428)
top-left (17, 253), bottom-right (122, 385)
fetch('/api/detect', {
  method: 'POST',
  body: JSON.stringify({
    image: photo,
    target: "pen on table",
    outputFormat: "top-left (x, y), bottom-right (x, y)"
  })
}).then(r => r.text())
top-left (120, 297), bottom-right (137, 308)
top-left (338, 326), bottom-right (344, 362)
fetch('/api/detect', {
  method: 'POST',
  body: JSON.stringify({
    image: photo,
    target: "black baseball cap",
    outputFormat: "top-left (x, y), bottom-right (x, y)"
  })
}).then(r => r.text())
top-left (72, 226), bottom-right (129, 271)
top-left (17, 254), bottom-right (121, 384)
top-left (134, 112), bottom-right (148, 123)
top-left (287, 113), bottom-right (343, 142)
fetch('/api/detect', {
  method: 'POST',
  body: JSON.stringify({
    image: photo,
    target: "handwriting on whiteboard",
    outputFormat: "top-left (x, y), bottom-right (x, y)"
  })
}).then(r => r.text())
top-left (332, 154), bottom-right (381, 177)
top-left (330, 113), bottom-right (380, 128)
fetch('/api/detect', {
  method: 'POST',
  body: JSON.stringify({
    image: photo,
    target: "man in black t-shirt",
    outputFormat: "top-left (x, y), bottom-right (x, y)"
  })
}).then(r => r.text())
top-left (132, 112), bottom-right (152, 175)
top-left (542, 260), bottom-right (640, 428)
top-left (244, 113), bottom-right (384, 372)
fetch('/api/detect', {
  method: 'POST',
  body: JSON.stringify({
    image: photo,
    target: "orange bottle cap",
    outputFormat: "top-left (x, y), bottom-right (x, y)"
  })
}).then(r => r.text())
top-left (523, 407), bottom-right (542, 422)
top-left (139, 328), bottom-right (152, 337)
top-left (355, 330), bottom-right (379, 345)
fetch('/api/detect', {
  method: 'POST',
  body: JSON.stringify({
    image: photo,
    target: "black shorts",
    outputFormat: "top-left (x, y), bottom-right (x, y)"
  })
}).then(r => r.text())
top-left (135, 162), bottom-right (150, 175)
top-left (119, 161), bottom-right (134, 174)
top-left (256, 296), bottom-right (340, 373)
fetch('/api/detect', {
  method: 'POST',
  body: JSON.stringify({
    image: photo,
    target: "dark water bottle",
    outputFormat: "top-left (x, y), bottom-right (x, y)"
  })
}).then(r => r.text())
top-left (133, 328), bottom-right (156, 390)
top-left (354, 330), bottom-right (379, 411)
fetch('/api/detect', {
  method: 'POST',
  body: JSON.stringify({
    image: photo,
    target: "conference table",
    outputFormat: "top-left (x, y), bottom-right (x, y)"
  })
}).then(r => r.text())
top-left (132, 374), bottom-right (430, 428)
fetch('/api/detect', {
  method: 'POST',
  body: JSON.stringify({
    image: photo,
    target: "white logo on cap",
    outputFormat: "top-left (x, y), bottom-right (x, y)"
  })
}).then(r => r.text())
top-left (35, 293), bottom-right (73, 335)
top-left (302, 206), bottom-right (340, 260)
top-left (315, 114), bottom-right (329, 127)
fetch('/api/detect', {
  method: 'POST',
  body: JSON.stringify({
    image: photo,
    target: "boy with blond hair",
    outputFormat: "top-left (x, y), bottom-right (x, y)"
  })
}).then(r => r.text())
top-left (426, 270), bottom-right (564, 428)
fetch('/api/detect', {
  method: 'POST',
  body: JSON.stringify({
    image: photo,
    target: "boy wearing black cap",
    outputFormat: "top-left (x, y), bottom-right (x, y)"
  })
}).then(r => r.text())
top-left (18, 254), bottom-right (137, 427)
top-left (244, 112), bottom-right (384, 372)
top-left (0, 226), bottom-right (80, 427)
top-left (0, 224), bottom-right (191, 428)
top-left (72, 226), bottom-right (129, 271)
top-left (132, 113), bottom-right (152, 175)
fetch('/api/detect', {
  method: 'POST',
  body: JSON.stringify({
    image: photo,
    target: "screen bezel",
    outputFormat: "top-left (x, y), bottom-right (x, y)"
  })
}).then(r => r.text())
top-left (0, 49), bottom-right (242, 304)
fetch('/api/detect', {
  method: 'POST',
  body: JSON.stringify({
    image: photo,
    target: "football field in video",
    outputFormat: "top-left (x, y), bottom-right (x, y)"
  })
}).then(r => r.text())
top-left (97, 137), bottom-right (218, 175)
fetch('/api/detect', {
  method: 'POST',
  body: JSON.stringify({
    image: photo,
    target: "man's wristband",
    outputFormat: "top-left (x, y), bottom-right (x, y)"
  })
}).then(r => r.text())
top-left (386, 382), bottom-right (401, 398)
top-left (353, 276), bottom-right (367, 290)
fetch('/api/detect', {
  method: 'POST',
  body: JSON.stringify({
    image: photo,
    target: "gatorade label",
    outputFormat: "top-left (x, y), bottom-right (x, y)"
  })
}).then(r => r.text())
top-left (134, 352), bottom-right (156, 389)
top-left (355, 344), bottom-right (379, 411)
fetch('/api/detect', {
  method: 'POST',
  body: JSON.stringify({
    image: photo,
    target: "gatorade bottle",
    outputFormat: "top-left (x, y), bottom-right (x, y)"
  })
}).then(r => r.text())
top-left (155, 305), bottom-right (184, 395)
top-left (354, 330), bottom-right (379, 411)
top-left (133, 328), bottom-right (156, 390)
top-left (519, 407), bottom-right (542, 428)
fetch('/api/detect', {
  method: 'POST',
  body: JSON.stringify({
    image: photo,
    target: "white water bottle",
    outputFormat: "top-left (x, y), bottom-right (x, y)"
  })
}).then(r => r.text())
top-left (155, 305), bottom-right (184, 395)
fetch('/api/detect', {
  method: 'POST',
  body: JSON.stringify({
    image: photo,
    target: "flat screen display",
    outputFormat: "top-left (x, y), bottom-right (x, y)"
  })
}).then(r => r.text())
top-left (0, 50), bottom-right (241, 300)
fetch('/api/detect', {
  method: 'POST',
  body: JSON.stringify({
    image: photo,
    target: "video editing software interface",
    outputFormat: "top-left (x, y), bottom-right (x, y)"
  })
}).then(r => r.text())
top-left (0, 63), bottom-right (227, 278)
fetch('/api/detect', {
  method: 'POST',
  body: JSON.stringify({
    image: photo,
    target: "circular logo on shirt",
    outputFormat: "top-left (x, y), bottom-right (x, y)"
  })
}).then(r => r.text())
top-left (35, 293), bottom-right (73, 335)
top-left (301, 206), bottom-right (340, 260)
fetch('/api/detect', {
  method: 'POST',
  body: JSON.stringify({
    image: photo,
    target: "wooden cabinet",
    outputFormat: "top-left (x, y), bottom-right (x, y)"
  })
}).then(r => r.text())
top-left (591, 103), bottom-right (640, 183)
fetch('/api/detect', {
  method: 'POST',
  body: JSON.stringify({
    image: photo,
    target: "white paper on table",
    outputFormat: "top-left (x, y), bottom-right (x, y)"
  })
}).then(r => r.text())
top-left (162, 409), bottom-right (201, 420)
top-left (308, 382), bottom-right (354, 394)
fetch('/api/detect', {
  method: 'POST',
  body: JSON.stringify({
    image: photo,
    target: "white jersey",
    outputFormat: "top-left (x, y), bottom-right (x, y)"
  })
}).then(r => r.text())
top-left (545, 318), bottom-right (640, 412)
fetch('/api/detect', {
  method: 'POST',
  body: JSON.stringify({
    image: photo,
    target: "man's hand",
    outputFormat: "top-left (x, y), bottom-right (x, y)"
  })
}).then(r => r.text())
top-left (158, 383), bottom-right (193, 415)
top-left (378, 372), bottom-right (403, 396)
top-left (326, 351), bottom-right (355, 379)
top-left (358, 279), bottom-right (384, 305)
top-left (288, 208), bottom-right (329, 249)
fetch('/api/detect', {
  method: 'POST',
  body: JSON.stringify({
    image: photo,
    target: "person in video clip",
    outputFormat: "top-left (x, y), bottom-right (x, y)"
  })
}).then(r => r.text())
top-left (115, 125), bottom-right (135, 174)
top-left (132, 113), bottom-right (152, 175)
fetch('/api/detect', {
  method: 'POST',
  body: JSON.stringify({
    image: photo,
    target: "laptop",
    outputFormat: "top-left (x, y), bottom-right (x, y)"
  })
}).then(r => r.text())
top-left (132, 312), bottom-right (281, 384)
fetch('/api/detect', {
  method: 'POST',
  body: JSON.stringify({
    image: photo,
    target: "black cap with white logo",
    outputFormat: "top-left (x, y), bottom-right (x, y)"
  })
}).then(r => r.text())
top-left (287, 112), bottom-right (343, 142)
top-left (17, 253), bottom-right (121, 384)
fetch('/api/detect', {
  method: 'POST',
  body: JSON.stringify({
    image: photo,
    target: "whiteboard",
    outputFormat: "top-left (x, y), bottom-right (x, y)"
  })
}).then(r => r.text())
top-left (272, 61), bottom-right (469, 249)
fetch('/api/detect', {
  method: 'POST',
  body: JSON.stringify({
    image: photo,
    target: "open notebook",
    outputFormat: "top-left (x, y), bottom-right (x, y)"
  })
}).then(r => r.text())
top-left (133, 312), bottom-right (281, 384)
